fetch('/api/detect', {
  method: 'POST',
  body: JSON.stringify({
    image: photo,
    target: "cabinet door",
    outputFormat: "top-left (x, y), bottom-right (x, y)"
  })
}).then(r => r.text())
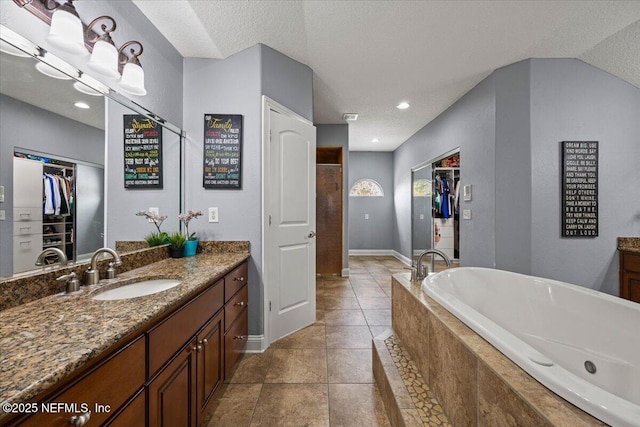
top-left (148, 342), bottom-right (197, 427)
top-left (13, 157), bottom-right (43, 208)
top-left (197, 311), bottom-right (224, 419)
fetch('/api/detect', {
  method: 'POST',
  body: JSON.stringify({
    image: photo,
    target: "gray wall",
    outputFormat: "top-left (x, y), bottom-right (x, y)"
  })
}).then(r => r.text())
top-left (393, 78), bottom-right (497, 268)
top-left (0, 95), bottom-right (104, 276)
top-left (349, 152), bottom-right (394, 250)
top-left (317, 125), bottom-right (350, 272)
top-left (183, 44), bottom-right (313, 336)
top-left (529, 59), bottom-right (640, 294)
top-left (392, 58), bottom-right (640, 295)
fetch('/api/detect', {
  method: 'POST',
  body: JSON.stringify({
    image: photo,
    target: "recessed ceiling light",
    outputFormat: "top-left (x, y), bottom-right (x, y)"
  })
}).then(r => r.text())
top-left (74, 101), bottom-right (90, 109)
top-left (372, 138), bottom-right (379, 143)
top-left (342, 113), bottom-right (358, 121)
top-left (397, 102), bottom-right (410, 110)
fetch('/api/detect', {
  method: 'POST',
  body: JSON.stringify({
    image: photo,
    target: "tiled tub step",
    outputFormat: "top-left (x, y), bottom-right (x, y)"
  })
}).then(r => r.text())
top-left (373, 331), bottom-right (452, 427)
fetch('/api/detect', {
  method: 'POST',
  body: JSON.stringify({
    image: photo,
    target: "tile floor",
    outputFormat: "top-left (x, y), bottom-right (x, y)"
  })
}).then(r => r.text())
top-left (206, 256), bottom-right (408, 427)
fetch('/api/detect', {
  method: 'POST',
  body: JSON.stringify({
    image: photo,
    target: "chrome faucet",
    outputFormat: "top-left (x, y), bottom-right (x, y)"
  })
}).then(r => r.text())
top-left (84, 248), bottom-right (122, 285)
top-left (35, 247), bottom-right (68, 267)
top-left (414, 249), bottom-right (451, 281)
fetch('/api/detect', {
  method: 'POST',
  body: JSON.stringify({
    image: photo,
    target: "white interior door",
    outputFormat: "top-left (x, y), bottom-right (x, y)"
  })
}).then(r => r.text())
top-left (267, 109), bottom-right (316, 343)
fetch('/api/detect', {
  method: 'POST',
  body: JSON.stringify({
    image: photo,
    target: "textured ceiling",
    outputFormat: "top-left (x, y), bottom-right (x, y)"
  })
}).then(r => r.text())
top-left (133, 0), bottom-right (640, 151)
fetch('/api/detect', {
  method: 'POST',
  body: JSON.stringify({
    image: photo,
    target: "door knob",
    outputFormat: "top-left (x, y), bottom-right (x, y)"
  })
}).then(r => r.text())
top-left (307, 231), bottom-right (316, 238)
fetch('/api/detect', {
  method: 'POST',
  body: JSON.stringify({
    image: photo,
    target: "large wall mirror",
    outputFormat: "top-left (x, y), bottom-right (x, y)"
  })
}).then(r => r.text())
top-left (0, 28), bottom-right (184, 278)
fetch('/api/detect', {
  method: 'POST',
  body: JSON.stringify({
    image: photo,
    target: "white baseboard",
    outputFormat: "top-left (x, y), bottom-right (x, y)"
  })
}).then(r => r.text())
top-left (348, 249), bottom-right (394, 256)
top-left (341, 268), bottom-right (350, 277)
top-left (244, 335), bottom-right (267, 353)
top-left (392, 250), bottom-right (412, 266)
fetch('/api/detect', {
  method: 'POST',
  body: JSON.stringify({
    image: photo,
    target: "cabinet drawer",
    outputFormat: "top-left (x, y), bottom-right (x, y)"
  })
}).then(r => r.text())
top-left (225, 262), bottom-right (248, 302)
top-left (22, 335), bottom-right (145, 427)
top-left (104, 388), bottom-right (145, 427)
top-left (148, 280), bottom-right (224, 376)
top-left (14, 207), bottom-right (42, 222)
top-left (13, 221), bottom-right (43, 236)
top-left (225, 284), bottom-right (248, 332)
top-left (13, 236), bottom-right (42, 274)
top-left (224, 308), bottom-right (248, 378)
top-left (622, 252), bottom-right (640, 274)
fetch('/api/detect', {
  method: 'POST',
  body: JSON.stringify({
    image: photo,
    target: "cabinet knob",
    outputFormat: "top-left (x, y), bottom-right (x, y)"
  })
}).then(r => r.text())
top-left (234, 301), bottom-right (245, 307)
top-left (233, 276), bottom-right (245, 282)
top-left (201, 338), bottom-right (208, 346)
top-left (70, 412), bottom-right (91, 426)
top-left (192, 344), bottom-right (203, 353)
top-left (234, 335), bottom-right (245, 340)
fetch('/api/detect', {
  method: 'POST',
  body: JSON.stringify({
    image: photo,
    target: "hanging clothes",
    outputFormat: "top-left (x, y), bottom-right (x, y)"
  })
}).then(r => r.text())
top-left (441, 177), bottom-right (451, 218)
top-left (43, 173), bottom-right (73, 216)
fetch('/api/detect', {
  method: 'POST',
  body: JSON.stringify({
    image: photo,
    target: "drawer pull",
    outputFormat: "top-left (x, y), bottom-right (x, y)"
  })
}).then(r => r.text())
top-left (192, 344), bottom-right (203, 353)
top-left (19, 241), bottom-right (31, 246)
top-left (234, 335), bottom-right (245, 340)
top-left (19, 213), bottom-right (31, 218)
top-left (200, 338), bottom-right (208, 346)
top-left (70, 412), bottom-right (91, 426)
top-left (233, 276), bottom-right (245, 282)
top-left (20, 227), bottom-right (31, 231)
top-left (234, 301), bottom-right (245, 307)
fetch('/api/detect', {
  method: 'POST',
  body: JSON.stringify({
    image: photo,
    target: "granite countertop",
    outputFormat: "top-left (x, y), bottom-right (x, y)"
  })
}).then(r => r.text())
top-left (618, 237), bottom-right (640, 254)
top-left (0, 251), bottom-right (249, 413)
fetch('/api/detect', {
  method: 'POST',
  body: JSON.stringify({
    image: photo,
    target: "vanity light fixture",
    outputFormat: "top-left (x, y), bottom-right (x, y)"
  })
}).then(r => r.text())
top-left (86, 16), bottom-right (120, 79)
top-left (34, 51), bottom-right (78, 80)
top-left (397, 102), bottom-right (410, 110)
top-left (117, 41), bottom-right (147, 96)
top-left (0, 27), bottom-right (39, 57)
top-left (73, 72), bottom-right (109, 96)
top-left (73, 101), bottom-right (90, 109)
top-left (45, 0), bottom-right (88, 56)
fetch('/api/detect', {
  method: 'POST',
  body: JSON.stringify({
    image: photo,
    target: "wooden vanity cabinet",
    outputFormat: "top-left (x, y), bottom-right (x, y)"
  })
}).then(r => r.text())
top-left (620, 251), bottom-right (640, 303)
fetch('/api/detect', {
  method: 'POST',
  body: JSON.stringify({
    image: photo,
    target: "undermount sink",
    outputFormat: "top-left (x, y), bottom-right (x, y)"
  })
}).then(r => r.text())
top-left (92, 279), bottom-right (182, 301)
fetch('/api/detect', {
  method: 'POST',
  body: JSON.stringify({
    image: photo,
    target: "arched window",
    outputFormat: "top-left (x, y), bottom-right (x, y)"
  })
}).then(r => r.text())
top-left (350, 179), bottom-right (384, 197)
top-left (412, 179), bottom-right (432, 197)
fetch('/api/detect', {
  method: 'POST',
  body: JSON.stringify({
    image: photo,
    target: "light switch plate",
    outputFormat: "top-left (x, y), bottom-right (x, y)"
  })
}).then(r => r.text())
top-left (208, 207), bottom-right (219, 223)
top-left (0, 210), bottom-right (5, 220)
top-left (0, 185), bottom-right (4, 202)
top-left (364, 213), bottom-right (369, 220)
top-left (463, 185), bottom-right (472, 201)
top-left (463, 209), bottom-right (472, 220)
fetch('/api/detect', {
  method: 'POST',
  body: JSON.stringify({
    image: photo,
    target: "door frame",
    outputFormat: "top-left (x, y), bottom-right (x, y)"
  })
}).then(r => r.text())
top-left (261, 95), bottom-right (314, 349)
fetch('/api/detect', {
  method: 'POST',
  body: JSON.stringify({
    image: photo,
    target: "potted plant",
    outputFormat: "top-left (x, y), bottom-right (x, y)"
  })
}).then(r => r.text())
top-left (167, 231), bottom-right (186, 258)
top-left (178, 210), bottom-right (203, 257)
top-left (136, 210), bottom-right (168, 247)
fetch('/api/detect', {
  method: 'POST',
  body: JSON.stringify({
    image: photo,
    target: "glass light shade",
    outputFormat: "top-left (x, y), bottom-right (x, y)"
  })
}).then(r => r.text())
top-left (0, 39), bottom-right (31, 57)
top-left (73, 81), bottom-right (102, 96)
top-left (87, 39), bottom-right (120, 79)
top-left (74, 73), bottom-right (109, 96)
top-left (47, 9), bottom-right (88, 56)
top-left (118, 62), bottom-right (146, 96)
top-left (0, 25), bottom-right (39, 57)
top-left (35, 61), bottom-right (73, 80)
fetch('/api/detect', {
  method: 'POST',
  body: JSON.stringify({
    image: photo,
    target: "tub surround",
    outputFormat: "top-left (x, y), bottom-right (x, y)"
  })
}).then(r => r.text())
top-left (0, 245), bottom-right (250, 420)
top-left (389, 273), bottom-right (605, 427)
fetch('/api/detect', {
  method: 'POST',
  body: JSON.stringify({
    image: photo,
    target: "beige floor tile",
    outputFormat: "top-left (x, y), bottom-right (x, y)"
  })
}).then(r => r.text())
top-left (369, 325), bottom-right (392, 338)
top-left (265, 348), bottom-right (327, 383)
top-left (326, 325), bottom-right (372, 349)
top-left (357, 296), bottom-right (391, 310)
top-left (327, 349), bottom-right (374, 383)
top-left (226, 349), bottom-right (274, 383)
top-left (251, 383), bottom-right (329, 426)
top-left (316, 309), bottom-right (325, 325)
top-left (206, 384), bottom-right (262, 427)
top-left (362, 309), bottom-right (392, 326)
top-left (323, 286), bottom-right (357, 298)
top-left (320, 295), bottom-right (361, 310)
top-left (352, 285), bottom-right (388, 299)
top-left (329, 384), bottom-right (391, 426)
top-left (273, 324), bottom-right (326, 349)
top-left (324, 309), bottom-right (367, 326)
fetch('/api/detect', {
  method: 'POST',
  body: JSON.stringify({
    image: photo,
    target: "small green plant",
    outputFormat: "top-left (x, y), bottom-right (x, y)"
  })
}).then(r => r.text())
top-left (145, 232), bottom-right (168, 247)
top-left (167, 231), bottom-right (186, 249)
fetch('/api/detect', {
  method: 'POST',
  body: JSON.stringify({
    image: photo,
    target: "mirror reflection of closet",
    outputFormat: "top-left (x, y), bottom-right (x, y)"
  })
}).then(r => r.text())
top-left (411, 149), bottom-right (461, 272)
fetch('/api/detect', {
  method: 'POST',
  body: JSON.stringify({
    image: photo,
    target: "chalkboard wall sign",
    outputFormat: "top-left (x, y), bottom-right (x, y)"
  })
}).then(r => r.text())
top-left (123, 114), bottom-right (163, 189)
top-left (561, 141), bottom-right (598, 237)
top-left (203, 114), bottom-right (242, 189)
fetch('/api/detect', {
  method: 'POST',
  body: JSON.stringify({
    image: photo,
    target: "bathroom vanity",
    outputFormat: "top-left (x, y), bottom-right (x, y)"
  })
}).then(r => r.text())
top-left (0, 246), bottom-right (249, 427)
top-left (618, 237), bottom-right (640, 303)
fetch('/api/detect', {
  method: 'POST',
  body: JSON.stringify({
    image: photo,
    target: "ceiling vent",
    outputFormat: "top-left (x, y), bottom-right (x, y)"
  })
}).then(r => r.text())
top-left (342, 113), bottom-right (358, 121)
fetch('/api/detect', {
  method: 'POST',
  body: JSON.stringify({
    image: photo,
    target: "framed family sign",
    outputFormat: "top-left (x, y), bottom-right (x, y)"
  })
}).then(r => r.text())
top-left (561, 141), bottom-right (598, 237)
top-left (203, 114), bottom-right (243, 189)
top-left (123, 114), bottom-right (163, 189)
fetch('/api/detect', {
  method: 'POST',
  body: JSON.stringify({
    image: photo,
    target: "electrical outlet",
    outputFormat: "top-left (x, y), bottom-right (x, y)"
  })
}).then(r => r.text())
top-left (208, 207), bottom-right (219, 223)
top-left (364, 213), bottom-right (369, 220)
top-left (463, 209), bottom-right (472, 220)
top-left (463, 185), bottom-right (472, 201)
top-left (0, 210), bottom-right (5, 220)
top-left (0, 185), bottom-right (4, 202)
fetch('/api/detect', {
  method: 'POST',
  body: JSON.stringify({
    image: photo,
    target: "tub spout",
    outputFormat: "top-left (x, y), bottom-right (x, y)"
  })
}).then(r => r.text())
top-left (415, 249), bottom-right (451, 281)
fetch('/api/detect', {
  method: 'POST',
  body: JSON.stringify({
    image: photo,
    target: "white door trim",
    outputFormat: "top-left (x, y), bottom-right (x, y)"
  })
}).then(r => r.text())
top-left (261, 95), bottom-right (313, 349)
